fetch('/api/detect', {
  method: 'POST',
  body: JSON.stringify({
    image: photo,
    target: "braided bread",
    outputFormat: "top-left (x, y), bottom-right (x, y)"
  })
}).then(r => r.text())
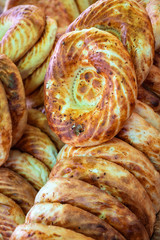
top-left (35, 177), bottom-right (149, 239)
top-left (0, 5), bottom-right (45, 62)
top-left (26, 202), bottom-right (125, 240)
top-left (56, 138), bottom-right (160, 213)
top-left (67, 0), bottom-right (154, 86)
top-left (45, 28), bottom-right (137, 147)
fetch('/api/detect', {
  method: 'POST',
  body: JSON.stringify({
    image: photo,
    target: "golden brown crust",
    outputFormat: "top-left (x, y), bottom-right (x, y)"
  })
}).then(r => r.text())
top-left (0, 5), bottom-right (45, 62)
top-left (35, 177), bottom-right (149, 240)
top-left (26, 202), bottom-right (126, 240)
top-left (151, 211), bottom-right (160, 240)
top-left (51, 157), bottom-right (155, 235)
top-left (17, 17), bottom-right (57, 80)
top-left (4, 0), bottom-right (80, 28)
top-left (143, 65), bottom-right (160, 97)
top-left (57, 138), bottom-right (160, 213)
top-left (134, 100), bottom-right (160, 131)
top-left (26, 84), bottom-right (44, 109)
top-left (11, 223), bottom-right (94, 240)
top-left (0, 168), bottom-right (37, 214)
top-left (67, 0), bottom-right (154, 86)
top-left (45, 28), bottom-right (137, 147)
top-left (28, 109), bottom-right (64, 151)
top-left (4, 150), bottom-right (49, 190)
top-left (0, 81), bottom-right (12, 166)
top-left (0, 54), bottom-right (27, 146)
top-left (118, 112), bottom-right (160, 172)
top-left (138, 86), bottom-right (160, 112)
top-left (0, 193), bottom-right (25, 240)
top-left (15, 124), bottom-right (57, 170)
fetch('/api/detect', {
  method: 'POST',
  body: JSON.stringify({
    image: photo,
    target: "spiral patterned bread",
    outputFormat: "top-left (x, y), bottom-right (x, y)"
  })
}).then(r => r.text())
top-left (25, 202), bottom-right (125, 240)
top-left (45, 28), bottom-right (137, 147)
top-left (56, 138), bottom-right (160, 213)
top-left (11, 224), bottom-right (94, 240)
top-left (35, 177), bottom-right (149, 239)
top-left (0, 193), bottom-right (25, 240)
top-left (0, 54), bottom-right (27, 146)
top-left (67, 0), bottom-right (154, 86)
top-left (0, 5), bottom-right (45, 62)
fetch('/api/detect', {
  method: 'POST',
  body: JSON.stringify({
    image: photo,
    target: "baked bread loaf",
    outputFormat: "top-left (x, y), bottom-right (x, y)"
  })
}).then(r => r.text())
top-left (28, 109), bottom-right (64, 150)
top-left (45, 28), bottom-right (137, 147)
top-left (138, 86), bottom-right (160, 112)
top-left (0, 5), bottom-right (45, 62)
top-left (0, 193), bottom-right (25, 240)
top-left (118, 112), bottom-right (160, 172)
top-left (17, 16), bottom-right (57, 79)
top-left (0, 54), bottom-right (27, 146)
top-left (137, 0), bottom-right (160, 50)
top-left (15, 124), bottom-right (57, 170)
top-left (11, 224), bottom-right (94, 240)
top-left (0, 80), bottom-right (12, 166)
top-left (134, 100), bottom-right (160, 131)
top-left (67, 0), bottom-right (154, 86)
top-left (56, 138), bottom-right (160, 213)
top-left (151, 211), bottom-right (160, 240)
top-left (51, 156), bottom-right (155, 235)
top-left (4, 150), bottom-right (49, 190)
top-left (0, 168), bottom-right (37, 214)
top-left (4, 0), bottom-right (80, 27)
top-left (26, 202), bottom-right (125, 240)
top-left (143, 65), bottom-right (160, 97)
top-left (26, 84), bottom-right (44, 109)
top-left (35, 177), bottom-right (149, 239)
top-left (0, 0), bottom-right (5, 13)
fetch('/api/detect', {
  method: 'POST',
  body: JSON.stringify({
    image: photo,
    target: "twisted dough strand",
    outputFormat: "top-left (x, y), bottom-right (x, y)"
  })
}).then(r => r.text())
top-left (45, 28), bottom-right (137, 147)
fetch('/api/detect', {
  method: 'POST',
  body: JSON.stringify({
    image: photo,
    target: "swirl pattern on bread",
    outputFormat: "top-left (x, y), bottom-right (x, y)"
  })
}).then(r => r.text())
top-left (45, 28), bottom-right (137, 147)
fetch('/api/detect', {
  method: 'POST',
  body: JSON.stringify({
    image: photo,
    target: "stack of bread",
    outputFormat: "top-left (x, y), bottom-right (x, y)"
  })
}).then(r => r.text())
top-left (0, 4), bottom-right (66, 239)
top-left (0, 0), bottom-right (159, 239)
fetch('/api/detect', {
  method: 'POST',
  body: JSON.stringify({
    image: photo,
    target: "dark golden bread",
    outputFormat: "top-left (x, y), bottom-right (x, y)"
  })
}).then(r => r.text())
top-left (35, 177), bottom-right (149, 239)
top-left (57, 138), bottom-right (160, 213)
top-left (51, 157), bottom-right (155, 235)
top-left (26, 202), bottom-right (126, 240)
